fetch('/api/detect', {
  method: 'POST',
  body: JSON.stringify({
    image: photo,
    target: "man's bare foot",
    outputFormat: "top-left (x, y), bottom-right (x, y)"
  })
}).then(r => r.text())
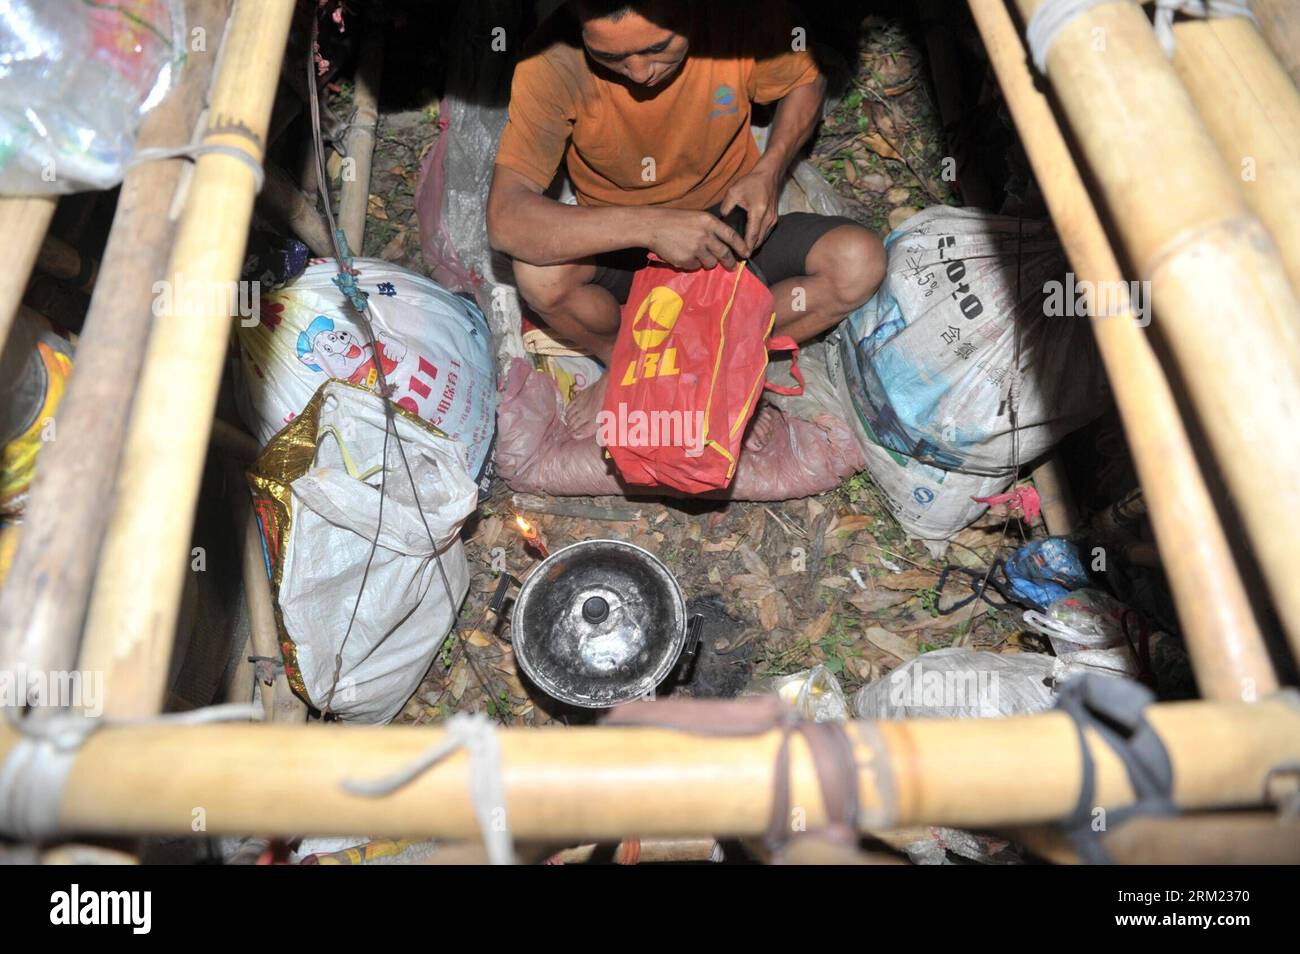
top-left (744, 404), bottom-right (780, 452)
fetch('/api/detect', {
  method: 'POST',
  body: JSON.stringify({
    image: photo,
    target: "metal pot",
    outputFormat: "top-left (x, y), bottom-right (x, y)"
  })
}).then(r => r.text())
top-left (491, 539), bottom-right (702, 709)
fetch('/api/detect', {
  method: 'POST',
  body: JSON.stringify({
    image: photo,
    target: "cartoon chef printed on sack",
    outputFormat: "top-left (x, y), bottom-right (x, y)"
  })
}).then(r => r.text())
top-left (296, 315), bottom-right (407, 387)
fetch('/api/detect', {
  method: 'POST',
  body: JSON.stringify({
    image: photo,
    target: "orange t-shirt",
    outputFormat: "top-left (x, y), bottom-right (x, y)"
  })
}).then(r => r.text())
top-left (494, 2), bottom-right (820, 210)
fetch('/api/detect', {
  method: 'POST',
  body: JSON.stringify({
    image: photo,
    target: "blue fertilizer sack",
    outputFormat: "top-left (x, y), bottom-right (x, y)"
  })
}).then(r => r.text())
top-left (840, 207), bottom-right (1108, 477)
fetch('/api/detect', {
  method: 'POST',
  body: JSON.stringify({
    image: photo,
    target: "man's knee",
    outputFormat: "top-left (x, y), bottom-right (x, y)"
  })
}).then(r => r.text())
top-left (808, 225), bottom-right (886, 312)
top-left (512, 260), bottom-right (593, 315)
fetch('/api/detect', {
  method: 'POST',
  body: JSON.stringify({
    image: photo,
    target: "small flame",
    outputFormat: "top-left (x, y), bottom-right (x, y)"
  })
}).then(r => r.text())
top-left (515, 514), bottom-right (534, 535)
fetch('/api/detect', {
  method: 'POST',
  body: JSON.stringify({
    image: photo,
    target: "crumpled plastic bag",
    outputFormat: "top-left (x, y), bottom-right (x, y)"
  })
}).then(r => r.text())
top-left (0, 0), bottom-right (185, 194)
top-left (494, 358), bottom-right (864, 501)
top-left (853, 648), bottom-right (1057, 720)
top-left (773, 666), bottom-right (849, 722)
top-left (248, 381), bottom-right (477, 723)
top-left (1024, 588), bottom-right (1189, 688)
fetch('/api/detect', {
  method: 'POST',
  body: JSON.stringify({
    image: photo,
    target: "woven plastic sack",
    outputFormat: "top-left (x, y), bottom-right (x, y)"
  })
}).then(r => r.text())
top-left (495, 357), bottom-right (863, 501)
top-left (247, 381), bottom-right (476, 723)
top-left (235, 258), bottom-right (495, 480)
top-left (827, 333), bottom-right (1007, 550)
top-left (839, 206), bottom-right (1107, 476)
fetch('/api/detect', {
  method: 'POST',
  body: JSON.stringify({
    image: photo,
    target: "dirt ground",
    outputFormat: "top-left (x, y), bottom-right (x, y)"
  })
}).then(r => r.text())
top-left (323, 6), bottom-right (1044, 727)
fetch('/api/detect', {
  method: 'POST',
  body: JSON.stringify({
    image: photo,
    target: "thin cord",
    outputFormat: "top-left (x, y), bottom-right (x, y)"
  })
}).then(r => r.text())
top-left (958, 215), bottom-right (1027, 644)
top-left (305, 15), bottom-right (460, 716)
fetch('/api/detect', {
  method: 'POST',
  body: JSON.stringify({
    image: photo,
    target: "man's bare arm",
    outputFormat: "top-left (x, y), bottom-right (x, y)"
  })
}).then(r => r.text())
top-left (487, 167), bottom-right (645, 266)
top-left (753, 76), bottom-right (826, 183)
top-left (720, 76), bottom-right (826, 250)
top-left (487, 166), bottom-right (750, 270)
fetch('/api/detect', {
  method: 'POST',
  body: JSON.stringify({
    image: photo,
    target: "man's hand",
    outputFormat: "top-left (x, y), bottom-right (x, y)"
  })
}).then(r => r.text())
top-left (647, 209), bottom-right (750, 271)
top-left (720, 166), bottom-right (780, 252)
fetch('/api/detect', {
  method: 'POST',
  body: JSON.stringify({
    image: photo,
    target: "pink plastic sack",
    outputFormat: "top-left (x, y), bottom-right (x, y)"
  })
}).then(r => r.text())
top-left (495, 359), bottom-right (864, 501)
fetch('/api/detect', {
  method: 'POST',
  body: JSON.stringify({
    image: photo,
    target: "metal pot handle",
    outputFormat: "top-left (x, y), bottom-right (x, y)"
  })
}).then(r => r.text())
top-left (682, 614), bottom-right (705, 658)
top-left (488, 573), bottom-right (521, 635)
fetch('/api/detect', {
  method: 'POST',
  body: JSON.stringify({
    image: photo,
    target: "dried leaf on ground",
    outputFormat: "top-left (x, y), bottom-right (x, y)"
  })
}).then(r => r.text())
top-left (849, 656), bottom-right (876, 682)
top-left (758, 593), bottom-right (784, 630)
top-left (863, 626), bottom-right (918, 662)
top-left (889, 206), bottom-right (921, 230)
top-left (847, 588), bottom-right (914, 614)
top-left (861, 131), bottom-right (903, 162)
top-left (449, 664), bottom-right (469, 700)
top-left (478, 516), bottom-right (503, 550)
top-left (875, 568), bottom-right (940, 591)
top-left (894, 603), bottom-right (988, 633)
top-left (803, 609), bottom-right (835, 642)
top-left (830, 513), bottom-right (874, 536)
top-left (737, 543), bottom-right (769, 579)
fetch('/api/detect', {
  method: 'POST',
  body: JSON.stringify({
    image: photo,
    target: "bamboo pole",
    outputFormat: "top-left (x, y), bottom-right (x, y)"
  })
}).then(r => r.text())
top-left (215, 427), bottom-right (304, 722)
top-left (1250, 0), bottom-right (1300, 88)
top-left (1010, 0), bottom-right (1300, 667)
top-left (35, 233), bottom-right (98, 292)
top-left (237, 504), bottom-right (307, 724)
top-left (971, 0), bottom-right (1278, 702)
top-left (1031, 456), bottom-right (1078, 535)
top-left (0, 0), bottom-right (234, 683)
top-left (1011, 811), bottom-right (1300, 864)
top-left (261, 161), bottom-right (332, 255)
top-left (545, 838), bottom-right (722, 864)
top-left (1170, 16), bottom-right (1300, 294)
top-left (1, 694), bottom-right (1293, 840)
top-left (77, 0), bottom-right (298, 718)
top-left (337, 30), bottom-right (383, 253)
top-left (0, 196), bottom-right (57, 348)
top-left (1102, 812), bottom-right (1300, 864)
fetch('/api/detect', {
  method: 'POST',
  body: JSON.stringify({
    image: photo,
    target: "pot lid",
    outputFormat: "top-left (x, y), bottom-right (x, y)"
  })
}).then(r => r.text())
top-left (511, 539), bottom-right (687, 708)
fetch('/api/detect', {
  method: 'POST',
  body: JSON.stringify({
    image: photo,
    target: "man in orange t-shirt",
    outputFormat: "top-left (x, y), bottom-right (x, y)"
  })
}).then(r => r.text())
top-left (487, 0), bottom-right (885, 363)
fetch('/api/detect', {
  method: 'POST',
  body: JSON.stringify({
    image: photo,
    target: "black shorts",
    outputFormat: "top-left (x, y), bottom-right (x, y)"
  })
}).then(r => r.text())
top-left (590, 208), bottom-right (860, 304)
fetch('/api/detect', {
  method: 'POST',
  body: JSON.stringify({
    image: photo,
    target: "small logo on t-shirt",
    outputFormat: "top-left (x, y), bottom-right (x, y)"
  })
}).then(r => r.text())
top-left (709, 84), bottom-right (739, 119)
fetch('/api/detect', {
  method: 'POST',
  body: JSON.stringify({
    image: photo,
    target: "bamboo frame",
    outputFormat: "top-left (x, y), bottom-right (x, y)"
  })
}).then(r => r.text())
top-left (1014, 812), bottom-right (1300, 865)
top-left (0, 196), bottom-right (56, 348)
top-left (545, 838), bottom-right (722, 865)
top-left (35, 234), bottom-right (99, 292)
top-left (1030, 457), bottom-right (1078, 535)
top-left (262, 161), bottom-right (333, 255)
top-left (973, 0), bottom-right (1278, 701)
top-left (2, 694), bottom-right (1293, 841)
top-left (1013, 0), bottom-right (1300, 665)
top-left (238, 506), bottom-right (308, 724)
top-left (1170, 15), bottom-right (1300, 294)
top-left (0, 0), bottom-right (235, 683)
top-left (337, 30), bottom-right (383, 254)
top-left (76, 0), bottom-right (298, 718)
top-left (213, 422), bottom-right (306, 722)
top-left (1250, 0), bottom-right (1300, 88)
top-left (0, 0), bottom-right (1292, 867)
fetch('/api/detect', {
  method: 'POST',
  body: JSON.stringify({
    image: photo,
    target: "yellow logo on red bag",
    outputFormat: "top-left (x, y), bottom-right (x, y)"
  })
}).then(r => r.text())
top-left (622, 285), bottom-right (682, 385)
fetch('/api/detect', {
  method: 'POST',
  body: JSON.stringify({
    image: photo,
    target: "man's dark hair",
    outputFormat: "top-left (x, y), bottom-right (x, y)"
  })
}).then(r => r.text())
top-left (573, 0), bottom-right (680, 27)
top-left (574, 0), bottom-right (637, 20)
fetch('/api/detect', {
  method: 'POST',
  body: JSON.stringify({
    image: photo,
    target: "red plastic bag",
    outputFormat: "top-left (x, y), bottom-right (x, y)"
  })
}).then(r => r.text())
top-left (600, 257), bottom-right (803, 493)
